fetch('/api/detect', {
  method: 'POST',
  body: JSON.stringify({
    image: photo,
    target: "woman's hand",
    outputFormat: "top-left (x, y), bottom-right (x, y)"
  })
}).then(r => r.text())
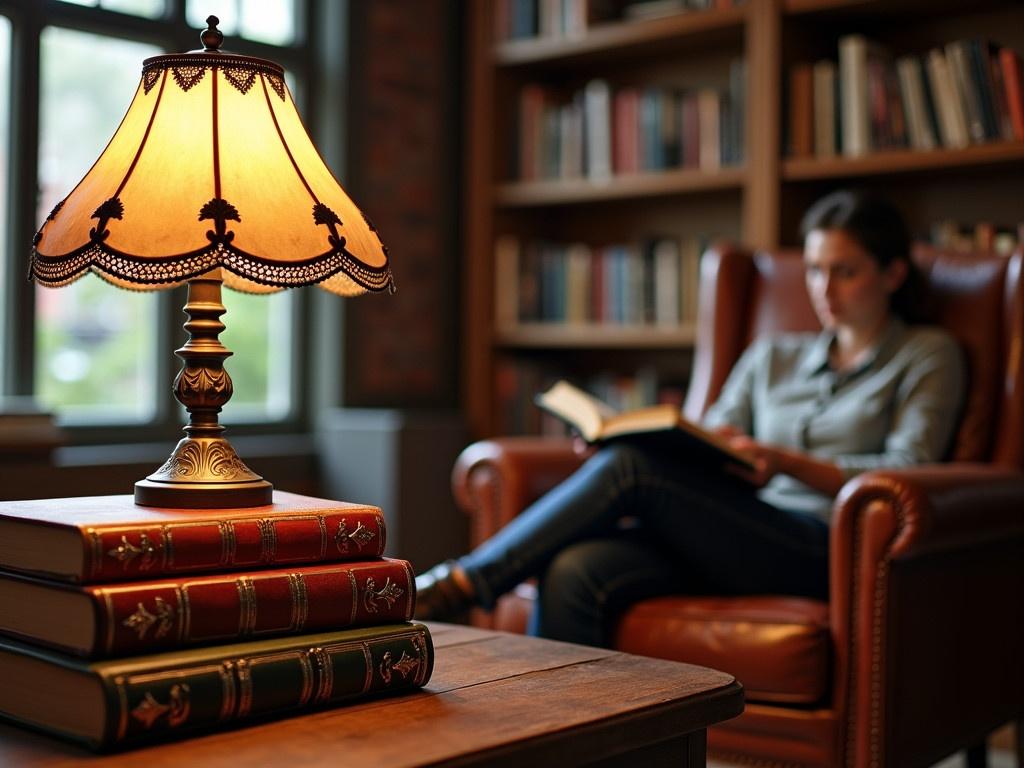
top-left (572, 436), bottom-right (596, 458)
top-left (722, 434), bottom-right (847, 496)
top-left (712, 424), bottom-right (744, 440)
top-left (725, 435), bottom-right (784, 487)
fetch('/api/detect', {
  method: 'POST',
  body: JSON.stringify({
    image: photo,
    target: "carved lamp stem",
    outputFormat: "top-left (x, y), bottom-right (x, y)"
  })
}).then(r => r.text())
top-left (135, 270), bottom-right (273, 508)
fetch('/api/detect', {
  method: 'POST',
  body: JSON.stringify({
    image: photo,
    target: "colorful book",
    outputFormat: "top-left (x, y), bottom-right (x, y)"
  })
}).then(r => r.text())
top-left (0, 622), bottom-right (433, 750)
top-left (0, 558), bottom-right (415, 658)
top-left (0, 492), bottom-right (386, 584)
top-left (926, 48), bottom-right (969, 149)
top-left (998, 47), bottom-right (1024, 141)
top-left (813, 60), bottom-right (837, 157)
top-left (584, 79), bottom-right (612, 179)
top-left (788, 62), bottom-right (814, 157)
top-left (697, 88), bottom-right (720, 170)
top-left (896, 55), bottom-right (937, 151)
top-left (839, 34), bottom-right (871, 156)
top-left (613, 87), bottom-right (640, 174)
top-left (946, 40), bottom-right (986, 144)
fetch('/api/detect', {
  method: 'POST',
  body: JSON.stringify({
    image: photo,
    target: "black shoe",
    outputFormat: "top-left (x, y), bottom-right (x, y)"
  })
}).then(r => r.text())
top-left (414, 560), bottom-right (475, 621)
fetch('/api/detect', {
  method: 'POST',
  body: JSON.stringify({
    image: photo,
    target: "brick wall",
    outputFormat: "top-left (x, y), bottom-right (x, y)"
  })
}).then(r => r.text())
top-left (343, 1), bottom-right (461, 408)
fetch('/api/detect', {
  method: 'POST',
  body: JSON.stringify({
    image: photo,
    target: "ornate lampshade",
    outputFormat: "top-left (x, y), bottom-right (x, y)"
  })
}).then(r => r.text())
top-left (29, 18), bottom-right (394, 509)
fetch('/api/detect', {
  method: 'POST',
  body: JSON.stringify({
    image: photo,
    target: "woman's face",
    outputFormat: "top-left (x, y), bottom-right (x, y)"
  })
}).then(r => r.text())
top-left (803, 228), bottom-right (906, 333)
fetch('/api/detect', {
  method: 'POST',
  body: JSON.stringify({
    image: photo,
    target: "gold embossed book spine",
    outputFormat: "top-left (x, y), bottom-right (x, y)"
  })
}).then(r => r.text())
top-left (0, 559), bottom-right (416, 658)
top-left (0, 493), bottom-right (387, 584)
top-left (0, 623), bottom-right (433, 750)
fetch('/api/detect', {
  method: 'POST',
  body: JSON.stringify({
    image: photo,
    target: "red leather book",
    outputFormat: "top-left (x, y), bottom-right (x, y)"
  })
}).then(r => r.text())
top-left (680, 92), bottom-right (700, 168)
top-left (0, 622), bottom-right (433, 750)
top-left (612, 87), bottom-right (639, 174)
top-left (999, 47), bottom-right (1024, 141)
top-left (0, 492), bottom-right (385, 584)
top-left (0, 558), bottom-right (415, 658)
top-left (788, 63), bottom-right (814, 157)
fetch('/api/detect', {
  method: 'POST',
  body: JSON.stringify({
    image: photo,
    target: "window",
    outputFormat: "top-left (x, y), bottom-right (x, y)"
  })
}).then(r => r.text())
top-left (220, 290), bottom-right (295, 423)
top-left (185, 0), bottom-right (298, 46)
top-left (1, 1), bottom-right (312, 438)
top-left (0, 16), bottom-right (10, 351)
top-left (56, 0), bottom-right (166, 19)
top-left (35, 28), bottom-right (162, 422)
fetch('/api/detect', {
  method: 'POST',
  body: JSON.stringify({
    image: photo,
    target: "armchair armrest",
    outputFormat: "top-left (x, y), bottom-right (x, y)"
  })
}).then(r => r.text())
top-left (451, 437), bottom-right (585, 546)
top-left (828, 464), bottom-right (1024, 767)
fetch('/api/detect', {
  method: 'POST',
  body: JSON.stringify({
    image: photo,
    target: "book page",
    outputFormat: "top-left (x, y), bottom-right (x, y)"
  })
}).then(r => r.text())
top-left (602, 404), bottom-right (681, 437)
top-left (535, 380), bottom-right (617, 442)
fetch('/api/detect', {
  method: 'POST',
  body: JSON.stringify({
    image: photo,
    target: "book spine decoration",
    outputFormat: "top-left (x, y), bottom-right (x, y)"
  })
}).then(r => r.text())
top-left (101, 627), bottom-right (433, 748)
top-left (91, 560), bottom-right (415, 657)
top-left (80, 509), bottom-right (386, 583)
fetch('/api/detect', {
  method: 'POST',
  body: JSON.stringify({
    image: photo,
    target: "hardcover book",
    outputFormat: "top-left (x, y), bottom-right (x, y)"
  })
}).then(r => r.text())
top-left (0, 558), bottom-right (415, 658)
top-left (0, 492), bottom-right (386, 584)
top-left (535, 379), bottom-right (755, 472)
top-left (0, 622), bottom-right (433, 750)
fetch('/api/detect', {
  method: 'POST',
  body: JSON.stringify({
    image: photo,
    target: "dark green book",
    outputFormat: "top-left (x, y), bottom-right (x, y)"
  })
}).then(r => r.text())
top-left (0, 622), bottom-right (433, 750)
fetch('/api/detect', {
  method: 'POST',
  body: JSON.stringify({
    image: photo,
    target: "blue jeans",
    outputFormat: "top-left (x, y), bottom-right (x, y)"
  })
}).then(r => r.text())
top-left (458, 442), bottom-right (829, 647)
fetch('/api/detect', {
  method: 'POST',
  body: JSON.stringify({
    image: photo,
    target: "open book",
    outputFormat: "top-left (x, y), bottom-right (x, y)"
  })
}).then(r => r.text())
top-left (535, 380), bottom-right (755, 473)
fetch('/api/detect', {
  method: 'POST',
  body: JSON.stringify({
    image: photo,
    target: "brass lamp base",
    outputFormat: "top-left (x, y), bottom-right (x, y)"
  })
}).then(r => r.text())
top-left (135, 437), bottom-right (273, 508)
top-left (136, 269), bottom-right (274, 510)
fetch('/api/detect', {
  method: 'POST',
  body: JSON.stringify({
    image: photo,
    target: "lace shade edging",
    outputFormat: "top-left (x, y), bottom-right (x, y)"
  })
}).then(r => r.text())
top-left (30, 240), bottom-right (394, 296)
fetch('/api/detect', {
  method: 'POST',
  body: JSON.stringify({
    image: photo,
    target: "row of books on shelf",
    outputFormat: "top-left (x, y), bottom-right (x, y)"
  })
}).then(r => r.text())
top-left (789, 36), bottom-right (1024, 159)
top-left (517, 62), bottom-right (745, 182)
top-left (494, 0), bottom-right (739, 43)
top-left (0, 493), bottom-right (432, 749)
top-left (930, 220), bottom-right (1023, 256)
top-left (496, 363), bottom-right (686, 436)
top-left (494, 234), bottom-right (703, 328)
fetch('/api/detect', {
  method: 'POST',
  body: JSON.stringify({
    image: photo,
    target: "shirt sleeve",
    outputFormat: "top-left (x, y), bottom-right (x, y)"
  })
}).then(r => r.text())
top-left (832, 332), bottom-right (966, 479)
top-left (700, 338), bottom-right (765, 435)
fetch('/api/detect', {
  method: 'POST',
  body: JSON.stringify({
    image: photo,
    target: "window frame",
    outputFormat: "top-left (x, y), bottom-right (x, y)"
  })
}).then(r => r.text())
top-left (0, 0), bottom-right (321, 445)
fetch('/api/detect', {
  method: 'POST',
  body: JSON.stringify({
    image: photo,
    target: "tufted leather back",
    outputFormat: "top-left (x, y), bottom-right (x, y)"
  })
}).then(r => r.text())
top-left (684, 245), bottom-right (1024, 470)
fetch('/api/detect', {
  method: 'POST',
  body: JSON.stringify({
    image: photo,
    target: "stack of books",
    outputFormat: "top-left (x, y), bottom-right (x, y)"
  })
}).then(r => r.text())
top-left (0, 491), bottom-right (432, 750)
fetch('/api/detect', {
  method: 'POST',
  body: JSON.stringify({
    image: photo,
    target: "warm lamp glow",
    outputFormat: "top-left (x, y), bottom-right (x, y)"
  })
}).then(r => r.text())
top-left (31, 31), bottom-right (392, 296)
top-left (28, 17), bottom-right (394, 509)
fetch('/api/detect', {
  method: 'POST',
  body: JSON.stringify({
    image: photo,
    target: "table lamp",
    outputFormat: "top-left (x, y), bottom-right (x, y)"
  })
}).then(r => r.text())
top-left (29, 17), bottom-right (394, 509)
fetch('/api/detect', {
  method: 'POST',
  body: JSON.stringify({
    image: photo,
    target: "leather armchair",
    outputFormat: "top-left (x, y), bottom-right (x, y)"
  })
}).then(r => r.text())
top-left (451, 245), bottom-right (1024, 768)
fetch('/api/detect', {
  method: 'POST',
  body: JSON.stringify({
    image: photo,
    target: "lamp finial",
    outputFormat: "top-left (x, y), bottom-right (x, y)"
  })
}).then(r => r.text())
top-left (201, 15), bottom-right (223, 51)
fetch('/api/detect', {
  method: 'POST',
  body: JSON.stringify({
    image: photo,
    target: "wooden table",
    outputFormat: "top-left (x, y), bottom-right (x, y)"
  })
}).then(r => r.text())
top-left (0, 623), bottom-right (744, 767)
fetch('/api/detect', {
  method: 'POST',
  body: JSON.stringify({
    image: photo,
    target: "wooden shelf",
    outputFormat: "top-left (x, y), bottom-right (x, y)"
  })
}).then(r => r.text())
top-left (782, 142), bottom-right (1024, 181)
top-left (494, 7), bottom-right (747, 67)
top-left (782, 0), bottom-right (1010, 15)
top-left (495, 324), bottom-right (696, 350)
top-left (783, 0), bottom-right (899, 13)
top-left (496, 167), bottom-right (746, 207)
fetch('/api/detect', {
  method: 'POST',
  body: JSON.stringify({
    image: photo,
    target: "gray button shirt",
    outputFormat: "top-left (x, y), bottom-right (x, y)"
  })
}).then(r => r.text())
top-left (702, 318), bottom-right (966, 521)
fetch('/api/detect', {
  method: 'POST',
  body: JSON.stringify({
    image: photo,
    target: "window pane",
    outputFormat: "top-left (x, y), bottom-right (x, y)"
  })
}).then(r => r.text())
top-left (187, 0), bottom-right (300, 46)
top-left (0, 17), bottom-right (10, 364)
top-left (219, 290), bottom-right (293, 422)
top-left (186, 1), bottom-right (240, 39)
top-left (35, 278), bottom-right (159, 421)
top-left (100, 0), bottom-right (166, 19)
top-left (35, 28), bottom-right (162, 422)
top-left (57, 0), bottom-right (166, 16)
top-left (240, 0), bottom-right (297, 46)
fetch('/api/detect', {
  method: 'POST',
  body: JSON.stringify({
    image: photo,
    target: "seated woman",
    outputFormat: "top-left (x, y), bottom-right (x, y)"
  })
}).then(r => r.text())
top-left (416, 190), bottom-right (966, 647)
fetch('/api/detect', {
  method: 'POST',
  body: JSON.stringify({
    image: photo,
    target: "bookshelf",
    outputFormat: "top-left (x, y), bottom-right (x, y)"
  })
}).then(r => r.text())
top-left (782, 140), bottom-right (1024, 180)
top-left (495, 324), bottom-right (697, 349)
top-left (462, 0), bottom-right (1024, 439)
